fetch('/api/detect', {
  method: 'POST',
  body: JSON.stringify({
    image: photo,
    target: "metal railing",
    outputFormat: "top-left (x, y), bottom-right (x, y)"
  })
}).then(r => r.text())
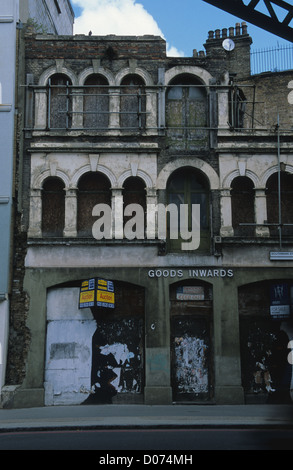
top-left (251, 43), bottom-right (293, 75)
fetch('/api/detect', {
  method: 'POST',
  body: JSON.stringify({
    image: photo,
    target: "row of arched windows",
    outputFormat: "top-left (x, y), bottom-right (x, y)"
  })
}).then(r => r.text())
top-left (42, 173), bottom-right (146, 238)
top-left (232, 173), bottom-right (293, 237)
top-left (48, 73), bottom-right (147, 130)
top-left (44, 72), bottom-right (209, 134)
top-left (40, 169), bottom-right (293, 249)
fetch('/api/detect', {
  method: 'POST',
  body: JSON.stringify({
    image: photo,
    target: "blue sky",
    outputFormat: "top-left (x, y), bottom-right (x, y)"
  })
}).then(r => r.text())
top-left (71, 0), bottom-right (291, 57)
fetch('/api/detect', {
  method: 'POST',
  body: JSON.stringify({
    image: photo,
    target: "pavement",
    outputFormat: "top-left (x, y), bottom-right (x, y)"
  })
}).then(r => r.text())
top-left (0, 404), bottom-right (293, 432)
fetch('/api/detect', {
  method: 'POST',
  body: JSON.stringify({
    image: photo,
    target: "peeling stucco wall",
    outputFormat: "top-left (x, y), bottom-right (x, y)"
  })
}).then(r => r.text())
top-left (44, 286), bottom-right (144, 405)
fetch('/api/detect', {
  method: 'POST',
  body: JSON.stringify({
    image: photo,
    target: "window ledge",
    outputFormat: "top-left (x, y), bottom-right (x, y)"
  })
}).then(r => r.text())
top-left (221, 236), bottom-right (293, 245)
top-left (0, 105), bottom-right (12, 112)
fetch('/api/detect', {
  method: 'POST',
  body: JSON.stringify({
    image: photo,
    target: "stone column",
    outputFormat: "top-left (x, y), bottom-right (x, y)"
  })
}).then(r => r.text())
top-left (213, 278), bottom-right (244, 404)
top-left (146, 188), bottom-right (158, 239)
top-left (64, 188), bottom-right (77, 237)
top-left (28, 188), bottom-right (42, 238)
top-left (255, 189), bottom-right (270, 237)
top-left (71, 89), bottom-right (83, 129)
top-left (218, 71), bottom-right (230, 131)
top-left (146, 90), bottom-right (157, 134)
top-left (144, 276), bottom-right (172, 404)
top-left (34, 90), bottom-right (47, 130)
top-left (220, 189), bottom-right (234, 237)
top-left (109, 89), bottom-right (120, 131)
top-left (112, 188), bottom-right (123, 239)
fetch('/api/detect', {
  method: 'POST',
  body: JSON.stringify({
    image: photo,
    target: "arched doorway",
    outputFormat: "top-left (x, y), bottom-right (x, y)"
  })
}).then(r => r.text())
top-left (167, 167), bottom-right (210, 253)
top-left (170, 280), bottom-right (213, 402)
top-left (239, 280), bottom-right (293, 404)
top-left (166, 74), bottom-right (208, 149)
top-left (44, 280), bottom-right (145, 405)
top-left (231, 176), bottom-right (255, 237)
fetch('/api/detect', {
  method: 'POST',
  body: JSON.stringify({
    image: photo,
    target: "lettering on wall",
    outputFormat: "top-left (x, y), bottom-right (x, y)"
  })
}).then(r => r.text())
top-left (148, 268), bottom-right (234, 278)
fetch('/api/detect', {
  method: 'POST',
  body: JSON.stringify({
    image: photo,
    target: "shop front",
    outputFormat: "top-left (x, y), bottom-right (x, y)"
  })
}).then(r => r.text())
top-left (8, 262), bottom-right (293, 408)
top-left (239, 280), bottom-right (293, 404)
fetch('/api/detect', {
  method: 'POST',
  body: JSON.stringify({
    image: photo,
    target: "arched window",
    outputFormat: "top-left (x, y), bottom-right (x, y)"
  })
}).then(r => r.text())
top-left (84, 74), bottom-right (109, 130)
top-left (231, 176), bottom-right (255, 236)
top-left (167, 168), bottom-right (210, 252)
top-left (48, 74), bottom-right (72, 129)
top-left (266, 172), bottom-right (293, 237)
top-left (123, 177), bottom-right (146, 237)
top-left (229, 86), bottom-right (246, 129)
top-left (120, 75), bottom-right (146, 131)
top-left (77, 172), bottom-right (111, 237)
top-left (42, 177), bottom-right (65, 237)
top-left (166, 74), bottom-right (208, 148)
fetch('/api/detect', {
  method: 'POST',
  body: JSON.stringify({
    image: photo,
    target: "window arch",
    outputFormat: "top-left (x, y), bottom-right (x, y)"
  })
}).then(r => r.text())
top-left (167, 168), bottom-right (210, 252)
top-left (229, 86), bottom-right (246, 129)
top-left (77, 172), bottom-right (111, 237)
top-left (231, 176), bottom-right (255, 236)
top-left (266, 172), bottom-right (293, 237)
top-left (123, 177), bottom-right (146, 236)
top-left (120, 74), bottom-right (146, 131)
top-left (48, 73), bottom-right (72, 129)
top-left (84, 74), bottom-right (109, 130)
top-left (166, 74), bottom-right (208, 148)
top-left (42, 177), bottom-right (65, 237)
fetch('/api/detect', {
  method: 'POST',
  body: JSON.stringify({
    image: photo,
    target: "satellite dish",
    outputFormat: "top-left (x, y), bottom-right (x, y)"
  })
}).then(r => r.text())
top-left (222, 38), bottom-right (235, 51)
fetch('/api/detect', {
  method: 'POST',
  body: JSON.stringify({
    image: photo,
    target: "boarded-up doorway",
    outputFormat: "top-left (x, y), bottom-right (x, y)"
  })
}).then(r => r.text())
top-left (45, 281), bottom-right (145, 406)
top-left (170, 281), bottom-right (213, 402)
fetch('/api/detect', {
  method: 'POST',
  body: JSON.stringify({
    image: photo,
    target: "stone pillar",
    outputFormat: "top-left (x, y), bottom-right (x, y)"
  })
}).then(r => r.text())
top-left (64, 188), bottom-right (77, 237)
top-left (144, 276), bottom-right (172, 404)
top-left (109, 89), bottom-right (120, 131)
top-left (146, 90), bottom-right (157, 134)
top-left (34, 90), bottom-right (47, 130)
top-left (220, 189), bottom-right (234, 237)
top-left (157, 68), bottom-right (165, 133)
top-left (112, 188), bottom-right (123, 239)
top-left (255, 189), bottom-right (270, 237)
top-left (71, 90), bottom-right (83, 129)
top-left (28, 188), bottom-right (42, 238)
top-left (146, 188), bottom-right (158, 239)
top-left (218, 72), bottom-right (230, 131)
top-left (213, 278), bottom-right (244, 404)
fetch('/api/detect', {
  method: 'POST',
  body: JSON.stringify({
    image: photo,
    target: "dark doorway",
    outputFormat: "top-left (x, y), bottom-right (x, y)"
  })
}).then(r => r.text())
top-left (170, 281), bottom-right (213, 402)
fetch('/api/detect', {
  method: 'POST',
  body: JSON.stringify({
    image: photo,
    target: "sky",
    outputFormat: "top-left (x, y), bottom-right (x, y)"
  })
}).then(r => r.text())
top-left (70, 0), bottom-right (292, 57)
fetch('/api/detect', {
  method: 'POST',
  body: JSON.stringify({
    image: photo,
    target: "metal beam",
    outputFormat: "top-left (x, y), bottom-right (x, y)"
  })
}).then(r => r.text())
top-left (202, 0), bottom-right (293, 42)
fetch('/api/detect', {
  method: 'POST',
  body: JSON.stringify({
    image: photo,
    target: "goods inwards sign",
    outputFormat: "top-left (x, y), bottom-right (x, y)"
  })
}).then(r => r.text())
top-left (79, 278), bottom-right (115, 309)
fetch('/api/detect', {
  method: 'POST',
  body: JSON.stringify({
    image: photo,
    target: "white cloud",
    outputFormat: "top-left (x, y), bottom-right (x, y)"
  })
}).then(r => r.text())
top-left (71, 0), bottom-right (184, 56)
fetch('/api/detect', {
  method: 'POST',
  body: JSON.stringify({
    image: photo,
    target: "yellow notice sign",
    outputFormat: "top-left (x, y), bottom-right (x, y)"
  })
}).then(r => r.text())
top-left (80, 290), bottom-right (95, 304)
top-left (97, 278), bottom-right (115, 309)
top-left (79, 278), bottom-right (96, 309)
top-left (79, 278), bottom-right (115, 309)
top-left (97, 290), bottom-right (115, 305)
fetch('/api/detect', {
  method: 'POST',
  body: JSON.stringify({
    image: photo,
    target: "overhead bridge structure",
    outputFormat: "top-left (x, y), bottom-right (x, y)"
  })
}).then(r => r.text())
top-left (202, 0), bottom-right (293, 42)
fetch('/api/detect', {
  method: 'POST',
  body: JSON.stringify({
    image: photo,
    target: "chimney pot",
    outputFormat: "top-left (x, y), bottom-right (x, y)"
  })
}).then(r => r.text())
top-left (229, 26), bottom-right (234, 37)
top-left (242, 22), bottom-right (248, 34)
top-left (222, 28), bottom-right (227, 38)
